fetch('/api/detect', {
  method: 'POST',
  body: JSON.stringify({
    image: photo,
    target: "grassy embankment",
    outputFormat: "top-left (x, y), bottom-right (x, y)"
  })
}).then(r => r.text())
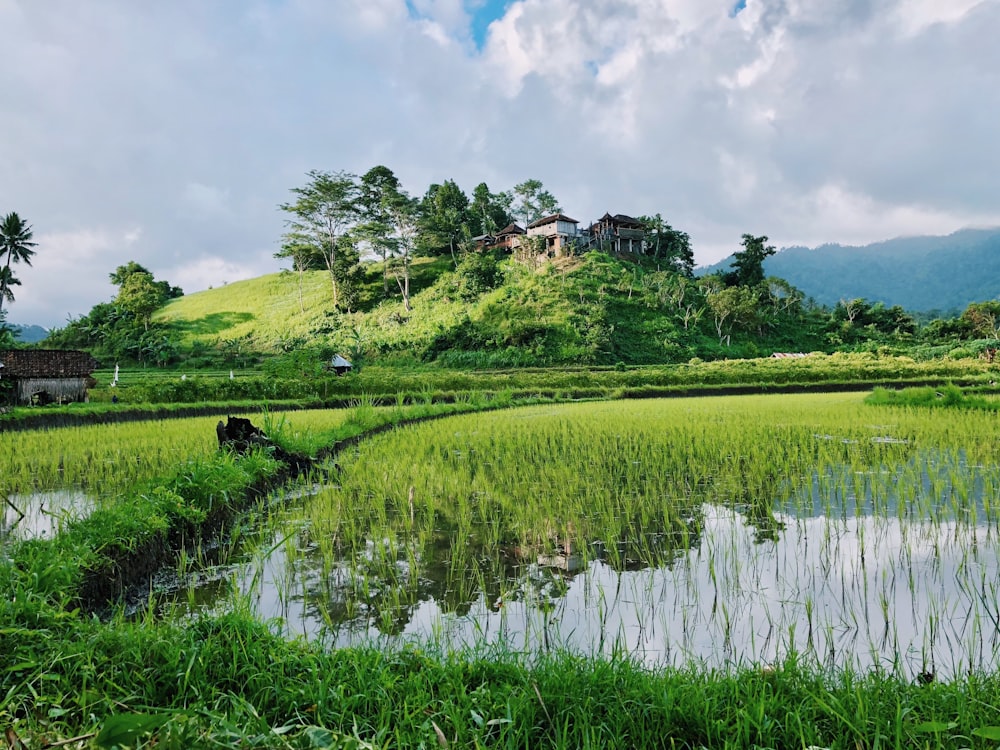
top-left (5, 391), bottom-right (1000, 746)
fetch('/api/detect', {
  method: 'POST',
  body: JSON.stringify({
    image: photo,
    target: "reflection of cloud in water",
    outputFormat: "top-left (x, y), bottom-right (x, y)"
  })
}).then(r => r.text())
top-left (183, 504), bottom-right (1000, 681)
top-left (2, 490), bottom-right (92, 542)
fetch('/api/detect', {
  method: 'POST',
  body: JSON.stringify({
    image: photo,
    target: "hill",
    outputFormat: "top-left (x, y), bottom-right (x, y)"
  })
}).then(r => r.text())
top-left (152, 252), bottom-right (825, 367)
top-left (10, 324), bottom-right (49, 343)
top-left (700, 228), bottom-right (1000, 313)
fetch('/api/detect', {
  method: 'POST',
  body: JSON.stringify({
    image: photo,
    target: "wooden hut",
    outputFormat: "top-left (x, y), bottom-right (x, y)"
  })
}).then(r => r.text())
top-left (0, 350), bottom-right (100, 405)
top-left (329, 354), bottom-right (353, 375)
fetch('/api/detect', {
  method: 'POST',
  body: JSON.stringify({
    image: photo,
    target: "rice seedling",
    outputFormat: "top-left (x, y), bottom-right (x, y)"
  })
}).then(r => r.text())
top-left (171, 392), bottom-right (1000, 682)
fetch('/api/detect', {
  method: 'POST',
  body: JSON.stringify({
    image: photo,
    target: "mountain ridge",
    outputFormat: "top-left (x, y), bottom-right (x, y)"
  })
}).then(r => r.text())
top-left (699, 228), bottom-right (1000, 312)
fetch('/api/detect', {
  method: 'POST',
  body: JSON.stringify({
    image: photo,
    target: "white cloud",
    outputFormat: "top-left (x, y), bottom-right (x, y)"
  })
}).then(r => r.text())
top-left (1, 0), bottom-right (999, 325)
top-left (891, 0), bottom-right (985, 36)
top-left (11, 225), bottom-right (143, 326)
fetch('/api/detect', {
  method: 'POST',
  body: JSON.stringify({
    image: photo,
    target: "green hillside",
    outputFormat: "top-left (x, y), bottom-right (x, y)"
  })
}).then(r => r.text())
top-left (149, 252), bottom-right (825, 368)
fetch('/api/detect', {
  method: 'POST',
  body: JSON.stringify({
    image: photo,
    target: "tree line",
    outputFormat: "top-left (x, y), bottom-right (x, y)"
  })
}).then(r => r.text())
top-left (276, 166), bottom-right (696, 313)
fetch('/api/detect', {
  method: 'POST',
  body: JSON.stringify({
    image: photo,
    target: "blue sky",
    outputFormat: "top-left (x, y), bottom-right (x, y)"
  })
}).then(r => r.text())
top-left (1, 0), bottom-right (997, 327)
top-left (469, 0), bottom-right (510, 48)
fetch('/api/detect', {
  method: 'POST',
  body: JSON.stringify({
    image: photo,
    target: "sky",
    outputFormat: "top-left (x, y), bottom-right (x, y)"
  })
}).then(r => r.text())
top-left (1, 0), bottom-right (997, 328)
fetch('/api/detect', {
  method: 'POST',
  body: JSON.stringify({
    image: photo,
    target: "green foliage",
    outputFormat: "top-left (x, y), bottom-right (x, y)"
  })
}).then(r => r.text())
top-left (512, 178), bottom-right (560, 227)
top-left (0, 211), bottom-right (37, 316)
top-left (452, 250), bottom-right (504, 301)
top-left (866, 384), bottom-right (1000, 412)
top-left (721, 233), bottom-right (776, 288)
top-left (638, 213), bottom-right (694, 275)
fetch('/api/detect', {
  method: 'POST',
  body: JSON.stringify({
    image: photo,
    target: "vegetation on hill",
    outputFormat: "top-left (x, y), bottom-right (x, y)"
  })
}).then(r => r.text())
top-left (31, 165), bottom-right (1000, 370)
top-left (35, 243), bottom-right (1000, 370)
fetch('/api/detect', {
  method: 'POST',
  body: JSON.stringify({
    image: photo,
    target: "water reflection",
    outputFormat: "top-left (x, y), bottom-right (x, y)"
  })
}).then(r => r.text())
top-left (1, 489), bottom-right (92, 542)
top-left (168, 499), bottom-right (1000, 680)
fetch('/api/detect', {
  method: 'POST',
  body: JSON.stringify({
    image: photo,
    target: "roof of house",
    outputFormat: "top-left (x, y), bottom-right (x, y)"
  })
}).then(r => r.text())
top-left (527, 213), bottom-right (579, 229)
top-left (0, 350), bottom-right (101, 377)
top-left (495, 223), bottom-right (526, 236)
top-left (596, 212), bottom-right (643, 228)
top-left (330, 354), bottom-right (352, 368)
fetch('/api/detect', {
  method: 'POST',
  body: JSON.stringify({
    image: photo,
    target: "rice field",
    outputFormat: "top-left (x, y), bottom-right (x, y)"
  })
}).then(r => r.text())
top-left (0, 408), bottom-right (354, 541)
top-left (171, 393), bottom-right (1000, 680)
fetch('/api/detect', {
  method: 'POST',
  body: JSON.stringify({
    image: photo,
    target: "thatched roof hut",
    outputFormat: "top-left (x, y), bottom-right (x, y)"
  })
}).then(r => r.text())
top-left (0, 350), bottom-right (100, 405)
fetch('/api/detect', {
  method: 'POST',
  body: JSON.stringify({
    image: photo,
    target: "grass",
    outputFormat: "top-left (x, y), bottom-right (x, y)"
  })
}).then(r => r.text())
top-left (866, 383), bottom-right (1000, 412)
top-left (6, 390), bottom-right (1000, 747)
top-left (6, 610), bottom-right (1000, 749)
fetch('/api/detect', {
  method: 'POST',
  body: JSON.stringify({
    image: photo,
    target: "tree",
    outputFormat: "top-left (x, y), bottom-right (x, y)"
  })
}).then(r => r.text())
top-left (275, 233), bottom-right (324, 312)
top-left (357, 166), bottom-right (403, 296)
top-left (0, 266), bottom-right (21, 310)
top-left (110, 261), bottom-right (182, 300)
top-left (418, 179), bottom-right (470, 266)
top-left (0, 212), bottom-right (37, 316)
top-left (0, 308), bottom-right (15, 350)
top-left (699, 274), bottom-right (759, 346)
top-left (469, 182), bottom-right (513, 237)
top-left (386, 191), bottom-right (421, 312)
top-left (512, 179), bottom-right (560, 227)
top-left (960, 301), bottom-right (1000, 340)
top-left (116, 271), bottom-right (164, 331)
top-left (280, 170), bottom-right (359, 310)
top-left (724, 234), bottom-right (775, 288)
top-left (638, 214), bottom-right (695, 276)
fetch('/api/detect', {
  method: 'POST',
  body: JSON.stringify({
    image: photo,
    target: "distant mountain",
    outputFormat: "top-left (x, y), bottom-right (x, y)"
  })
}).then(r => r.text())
top-left (11, 324), bottom-right (49, 343)
top-left (699, 228), bottom-right (1000, 313)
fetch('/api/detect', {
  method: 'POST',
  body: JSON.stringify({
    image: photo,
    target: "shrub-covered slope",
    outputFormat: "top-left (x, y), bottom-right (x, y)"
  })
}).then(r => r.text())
top-left (153, 253), bottom-right (827, 367)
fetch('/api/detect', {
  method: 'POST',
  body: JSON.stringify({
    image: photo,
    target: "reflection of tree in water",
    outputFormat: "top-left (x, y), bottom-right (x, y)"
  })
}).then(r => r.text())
top-left (295, 504), bottom-right (708, 636)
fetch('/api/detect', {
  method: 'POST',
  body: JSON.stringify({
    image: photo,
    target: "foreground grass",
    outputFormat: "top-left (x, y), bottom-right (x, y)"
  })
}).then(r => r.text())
top-left (5, 608), bottom-right (1000, 749)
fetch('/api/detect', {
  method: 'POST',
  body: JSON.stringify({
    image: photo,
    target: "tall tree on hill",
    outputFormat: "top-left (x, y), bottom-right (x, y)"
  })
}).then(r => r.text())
top-left (357, 165), bottom-right (402, 296)
top-left (512, 179), bottom-right (560, 227)
top-left (115, 271), bottom-right (164, 331)
top-left (639, 214), bottom-right (695, 276)
top-left (280, 170), bottom-right (359, 310)
top-left (724, 234), bottom-right (776, 288)
top-left (0, 212), bottom-right (37, 317)
top-left (275, 233), bottom-right (324, 312)
top-left (110, 261), bottom-right (183, 299)
top-left (386, 191), bottom-right (420, 312)
top-left (469, 182), bottom-right (513, 237)
top-left (418, 179), bottom-right (470, 266)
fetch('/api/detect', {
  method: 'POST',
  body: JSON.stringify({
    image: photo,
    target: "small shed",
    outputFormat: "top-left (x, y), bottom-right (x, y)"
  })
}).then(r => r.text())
top-left (0, 350), bottom-right (101, 405)
top-left (329, 354), bottom-right (353, 375)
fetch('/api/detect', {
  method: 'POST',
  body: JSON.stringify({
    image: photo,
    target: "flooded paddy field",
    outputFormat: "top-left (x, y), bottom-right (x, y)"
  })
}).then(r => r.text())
top-left (0, 408), bottom-right (353, 543)
top-left (166, 393), bottom-right (1000, 680)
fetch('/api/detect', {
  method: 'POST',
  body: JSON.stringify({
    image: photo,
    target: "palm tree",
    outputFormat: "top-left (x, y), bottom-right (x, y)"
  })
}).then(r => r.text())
top-left (0, 266), bottom-right (19, 307)
top-left (0, 212), bottom-right (37, 315)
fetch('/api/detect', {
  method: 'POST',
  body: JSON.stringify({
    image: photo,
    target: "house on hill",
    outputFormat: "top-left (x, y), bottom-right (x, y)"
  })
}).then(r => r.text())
top-left (525, 213), bottom-right (580, 256)
top-left (0, 350), bottom-right (101, 405)
top-left (588, 213), bottom-right (645, 255)
top-left (473, 222), bottom-right (526, 252)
